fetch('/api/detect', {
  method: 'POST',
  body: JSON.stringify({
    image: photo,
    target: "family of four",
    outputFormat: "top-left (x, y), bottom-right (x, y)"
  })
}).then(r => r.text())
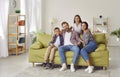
top-left (42, 15), bottom-right (97, 73)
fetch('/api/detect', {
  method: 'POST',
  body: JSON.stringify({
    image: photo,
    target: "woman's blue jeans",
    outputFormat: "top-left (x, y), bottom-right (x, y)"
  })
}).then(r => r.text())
top-left (80, 40), bottom-right (97, 61)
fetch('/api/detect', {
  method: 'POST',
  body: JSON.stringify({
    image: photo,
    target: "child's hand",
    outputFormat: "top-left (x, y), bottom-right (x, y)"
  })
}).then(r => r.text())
top-left (50, 43), bottom-right (54, 47)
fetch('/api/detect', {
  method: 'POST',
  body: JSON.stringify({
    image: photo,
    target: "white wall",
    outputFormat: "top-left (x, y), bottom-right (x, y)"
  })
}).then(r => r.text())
top-left (41, 0), bottom-right (46, 32)
top-left (43, 0), bottom-right (120, 46)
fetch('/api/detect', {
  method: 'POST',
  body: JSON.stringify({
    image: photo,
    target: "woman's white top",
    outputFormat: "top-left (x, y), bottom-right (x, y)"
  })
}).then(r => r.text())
top-left (72, 23), bottom-right (81, 33)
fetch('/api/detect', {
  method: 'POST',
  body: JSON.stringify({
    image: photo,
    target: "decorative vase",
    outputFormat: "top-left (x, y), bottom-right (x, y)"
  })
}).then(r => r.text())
top-left (18, 20), bottom-right (25, 26)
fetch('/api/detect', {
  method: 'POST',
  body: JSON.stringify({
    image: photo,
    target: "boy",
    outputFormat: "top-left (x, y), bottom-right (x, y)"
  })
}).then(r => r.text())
top-left (42, 27), bottom-right (64, 69)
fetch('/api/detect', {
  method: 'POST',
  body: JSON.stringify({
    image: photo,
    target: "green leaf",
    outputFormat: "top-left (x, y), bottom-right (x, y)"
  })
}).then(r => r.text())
top-left (111, 28), bottom-right (120, 38)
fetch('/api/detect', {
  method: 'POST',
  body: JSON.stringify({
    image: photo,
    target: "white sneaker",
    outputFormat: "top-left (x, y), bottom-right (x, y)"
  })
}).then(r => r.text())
top-left (88, 66), bottom-right (94, 73)
top-left (59, 63), bottom-right (67, 71)
top-left (70, 63), bottom-right (75, 72)
top-left (85, 67), bottom-right (89, 72)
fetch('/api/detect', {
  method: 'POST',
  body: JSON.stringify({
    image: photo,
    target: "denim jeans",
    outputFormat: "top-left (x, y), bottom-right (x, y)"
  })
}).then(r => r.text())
top-left (80, 40), bottom-right (97, 61)
top-left (58, 45), bottom-right (80, 64)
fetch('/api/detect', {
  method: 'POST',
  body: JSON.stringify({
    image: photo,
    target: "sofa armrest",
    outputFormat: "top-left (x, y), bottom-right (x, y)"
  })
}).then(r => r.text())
top-left (30, 42), bottom-right (43, 49)
top-left (95, 44), bottom-right (106, 52)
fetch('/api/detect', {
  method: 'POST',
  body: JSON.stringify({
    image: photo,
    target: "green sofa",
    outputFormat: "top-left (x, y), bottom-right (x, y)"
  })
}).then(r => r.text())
top-left (29, 33), bottom-right (109, 69)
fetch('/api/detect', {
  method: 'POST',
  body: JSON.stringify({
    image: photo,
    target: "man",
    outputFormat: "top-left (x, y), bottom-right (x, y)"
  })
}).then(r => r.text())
top-left (58, 21), bottom-right (82, 72)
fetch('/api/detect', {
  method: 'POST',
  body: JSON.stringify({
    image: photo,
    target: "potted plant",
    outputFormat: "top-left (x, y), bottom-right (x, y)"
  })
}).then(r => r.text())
top-left (111, 28), bottom-right (120, 41)
top-left (15, 10), bottom-right (20, 14)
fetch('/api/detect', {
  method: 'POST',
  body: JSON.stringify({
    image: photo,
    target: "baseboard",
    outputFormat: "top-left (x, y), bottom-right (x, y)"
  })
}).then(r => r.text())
top-left (108, 44), bottom-right (120, 47)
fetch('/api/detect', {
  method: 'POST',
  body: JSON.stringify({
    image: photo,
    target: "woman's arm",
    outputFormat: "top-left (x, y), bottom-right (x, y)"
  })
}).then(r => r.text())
top-left (84, 29), bottom-right (92, 45)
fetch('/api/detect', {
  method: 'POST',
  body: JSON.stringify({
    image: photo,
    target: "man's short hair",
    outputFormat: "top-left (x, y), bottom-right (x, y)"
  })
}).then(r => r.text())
top-left (61, 21), bottom-right (69, 27)
top-left (54, 27), bottom-right (60, 31)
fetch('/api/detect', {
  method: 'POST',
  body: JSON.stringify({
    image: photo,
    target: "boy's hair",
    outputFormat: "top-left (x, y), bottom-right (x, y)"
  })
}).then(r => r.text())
top-left (54, 27), bottom-right (60, 31)
top-left (61, 21), bottom-right (69, 27)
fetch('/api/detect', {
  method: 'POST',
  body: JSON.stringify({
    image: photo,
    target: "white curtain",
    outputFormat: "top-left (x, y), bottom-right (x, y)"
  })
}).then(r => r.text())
top-left (21, 0), bottom-right (41, 49)
top-left (0, 0), bottom-right (9, 57)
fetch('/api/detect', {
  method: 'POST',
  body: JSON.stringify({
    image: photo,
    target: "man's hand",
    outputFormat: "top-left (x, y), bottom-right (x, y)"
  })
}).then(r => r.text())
top-left (74, 43), bottom-right (78, 46)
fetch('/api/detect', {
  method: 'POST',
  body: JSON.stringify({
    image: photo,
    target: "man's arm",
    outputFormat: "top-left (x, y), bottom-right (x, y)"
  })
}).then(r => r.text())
top-left (73, 31), bottom-right (82, 46)
top-left (84, 29), bottom-right (91, 45)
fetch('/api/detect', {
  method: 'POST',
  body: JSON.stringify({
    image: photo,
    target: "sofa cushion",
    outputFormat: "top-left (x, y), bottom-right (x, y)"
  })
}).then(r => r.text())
top-left (30, 42), bottom-right (43, 49)
top-left (55, 49), bottom-right (108, 58)
top-left (93, 33), bottom-right (106, 44)
top-left (37, 34), bottom-right (52, 48)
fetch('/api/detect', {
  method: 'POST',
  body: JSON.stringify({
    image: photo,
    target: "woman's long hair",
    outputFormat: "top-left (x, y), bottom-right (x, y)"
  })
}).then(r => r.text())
top-left (74, 15), bottom-right (82, 23)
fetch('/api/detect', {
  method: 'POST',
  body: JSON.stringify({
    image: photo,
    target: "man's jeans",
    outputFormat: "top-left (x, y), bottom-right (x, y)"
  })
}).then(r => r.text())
top-left (58, 45), bottom-right (80, 64)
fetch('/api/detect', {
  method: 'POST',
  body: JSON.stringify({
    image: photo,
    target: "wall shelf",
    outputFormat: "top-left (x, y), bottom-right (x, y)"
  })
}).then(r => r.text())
top-left (93, 17), bottom-right (109, 45)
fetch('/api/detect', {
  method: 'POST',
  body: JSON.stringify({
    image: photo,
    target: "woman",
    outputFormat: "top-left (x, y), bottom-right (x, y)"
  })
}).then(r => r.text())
top-left (80, 22), bottom-right (97, 73)
top-left (71, 15), bottom-right (82, 34)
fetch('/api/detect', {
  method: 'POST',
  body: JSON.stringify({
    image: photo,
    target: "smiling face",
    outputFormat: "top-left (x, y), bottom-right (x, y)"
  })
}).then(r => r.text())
top-left (81, 23), bottom-right (88, 31)
top-left (61, 22), bottom-right (69, 31)
top-left (54, 29), bottom-right (60, 36)
top-left (62, 23), bottom-right (69, 30)
top-left (75, 16), bottom-right (80, 23)
top-left (74, 15), bottom-right (82, 24)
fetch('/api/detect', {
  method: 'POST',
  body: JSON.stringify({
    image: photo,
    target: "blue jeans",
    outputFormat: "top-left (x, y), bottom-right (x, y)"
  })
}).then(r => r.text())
top-left (80, 40), bottom-right (97, 61)
top-left (58, 45), bottom-right (80, 64)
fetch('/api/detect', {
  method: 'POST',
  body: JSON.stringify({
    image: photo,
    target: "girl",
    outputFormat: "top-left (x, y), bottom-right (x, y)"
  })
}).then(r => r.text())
top-left (71, 15), bottom-right (82, 34)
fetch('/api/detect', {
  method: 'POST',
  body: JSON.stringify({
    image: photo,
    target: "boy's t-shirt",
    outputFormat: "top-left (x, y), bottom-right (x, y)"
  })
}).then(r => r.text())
top-left (54, 36), bottom-right (60, 47)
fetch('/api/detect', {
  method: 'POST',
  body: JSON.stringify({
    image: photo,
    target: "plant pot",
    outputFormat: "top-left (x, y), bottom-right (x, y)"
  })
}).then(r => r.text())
top-left (15, 10), bottom-right (20, 14)
top-left (116, 37), bottom-right (120, 41)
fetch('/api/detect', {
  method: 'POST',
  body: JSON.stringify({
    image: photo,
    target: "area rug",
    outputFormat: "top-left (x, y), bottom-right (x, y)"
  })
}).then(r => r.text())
top-left (15, 65), bottom-right (110, 77)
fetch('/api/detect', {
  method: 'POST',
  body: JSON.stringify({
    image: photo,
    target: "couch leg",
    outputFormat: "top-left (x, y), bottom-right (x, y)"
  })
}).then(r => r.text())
top-left (32, 62), bottom-right (35, 67)
top-left (103, 67), bottom-right (107, 70)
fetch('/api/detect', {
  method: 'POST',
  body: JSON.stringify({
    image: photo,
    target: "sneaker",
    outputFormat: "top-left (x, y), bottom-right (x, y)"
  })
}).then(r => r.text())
top-left (42, 63), bottom-right (47, 67)
top-left (70, 63), bottom-right (75, 72)
top-left (46, 63), bottom-right (53, 69)
top-left (88, 66), bottom-right (94, 73)
top-left (59, 63), bottom-right (67, 71)
top-left (85, 67), bottom-right (89, 72)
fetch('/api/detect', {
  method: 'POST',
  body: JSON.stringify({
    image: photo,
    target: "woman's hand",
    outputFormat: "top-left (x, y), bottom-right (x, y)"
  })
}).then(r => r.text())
top-left (80, 40), bottom-right (85, 45)
top-left (79, 39), bottom-right (84, 43)
top-left (81, 40), bottom-right (84, 43)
